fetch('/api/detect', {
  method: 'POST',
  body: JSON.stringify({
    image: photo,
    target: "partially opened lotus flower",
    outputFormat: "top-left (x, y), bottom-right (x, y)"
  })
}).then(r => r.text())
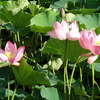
top-left (67, 20), bottom-right (80, 41)
top-left (79, 29), bottom-right (100, 64)
top-left (47, 20), bottom-right (69, 40)
top-left (47, 20), bottom-right (80, 40)
top-left (0, 41), bottom-right (25, 66)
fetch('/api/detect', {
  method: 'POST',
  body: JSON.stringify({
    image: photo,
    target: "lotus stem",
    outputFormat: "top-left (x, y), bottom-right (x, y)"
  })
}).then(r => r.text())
top-left (64, 40), bottom-right (69, 100)
top-left (79, 66), bottom-right (82, 100)
top-left (11, 84), bottom-right (18, 100)
top-left (92, 63), bottom-right (95, 100)
top-left (68, 63), bottom-right (76, 100)
top-left (8, 66), bottom-right (10, 100)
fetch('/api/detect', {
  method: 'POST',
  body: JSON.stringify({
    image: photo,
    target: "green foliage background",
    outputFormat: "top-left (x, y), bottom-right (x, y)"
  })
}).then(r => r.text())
top-left (0, 0), bottom-right (100, 100)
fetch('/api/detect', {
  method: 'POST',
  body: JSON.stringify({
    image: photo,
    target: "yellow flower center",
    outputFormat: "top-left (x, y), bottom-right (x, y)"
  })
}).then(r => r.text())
top-left (96, 41), bottom-right (100, 46)
top-left (69, 28), bottom-right (72, 31)
top-left (4, 52), bottom-right (13, 59)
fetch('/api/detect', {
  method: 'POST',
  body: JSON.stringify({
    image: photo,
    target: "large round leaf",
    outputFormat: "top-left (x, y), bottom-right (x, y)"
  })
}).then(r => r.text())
top-left (41, 38), bottom-right (65, 55)
top-left (84, 0), bottom-right (100, 9)
top-left (75, 13), bottom-right (100, 31)
top-left (69, 8), bottom-right (97, 15)
top-left (66, 40), bottom-right (90, 63)
top-left (40, 85), bottom-right (60, 100)
top-left (2, 0), bottom-right (29, 11)
top-left (0, 8), bottom-right (32, 28)
top-left (30, 10), bottom-right (60, 33)
top-left (52, 0), bottom-right (74, 9)
top-left (41, 38), bottom-right (89, 64)
top-left (12, 58), bottom-right (50, 86)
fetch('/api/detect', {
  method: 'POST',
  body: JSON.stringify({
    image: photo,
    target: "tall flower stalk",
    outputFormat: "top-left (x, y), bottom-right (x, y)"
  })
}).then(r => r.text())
top-left (79, 30), bottom-right (100, 64)
top-left (0, 41), bottom-right (25, 66)
top-left (47, 19), bottom-right (80, 100)
top-left (0, 41), bottom-right (25, 99)
top-left (78, 29), bottom-right (100, 100)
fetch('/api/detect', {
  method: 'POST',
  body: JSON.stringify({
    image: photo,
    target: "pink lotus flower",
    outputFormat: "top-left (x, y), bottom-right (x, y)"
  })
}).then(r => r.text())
top-left (0, 41), bottom-right (25, 66)
top-left (79, 29), bottom-right (100, 64)
top-left (47, 20), bottom-right (80, 40)
top-left (67, 20), bottom-right (80, 41)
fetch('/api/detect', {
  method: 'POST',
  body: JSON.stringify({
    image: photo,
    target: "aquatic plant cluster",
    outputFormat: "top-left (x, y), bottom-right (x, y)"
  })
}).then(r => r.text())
top-left (0, 0), bottom-right (100, 100)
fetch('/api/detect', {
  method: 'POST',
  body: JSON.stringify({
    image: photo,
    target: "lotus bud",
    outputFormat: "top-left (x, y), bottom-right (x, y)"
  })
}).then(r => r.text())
top-left (60, 8), bottom-right (65, 18)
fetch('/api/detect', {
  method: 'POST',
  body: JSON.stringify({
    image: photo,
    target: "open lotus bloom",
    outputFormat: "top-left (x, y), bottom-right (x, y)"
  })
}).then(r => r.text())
top-left (47, 20), bottom-right (80, 40)
top-left (0, 41), bottom-right (25, 66)
top-left (79, 29), bottom-right (100, 64)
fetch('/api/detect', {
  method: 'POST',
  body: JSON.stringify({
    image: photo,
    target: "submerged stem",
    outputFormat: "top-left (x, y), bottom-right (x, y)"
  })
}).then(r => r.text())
top-left (92, 63), bottom-right (95, 100)
top-left (64, 59), bottom-right (69, 93)
top-left (11, 84), bottom-right (18, 100)
top-left (13, 31), bottom-right (20, 46)
top-left (79, 66), bottom-right (82, 100)
top-left (64, 65), bottom-right (66, 94)
top-left (34, 33), bottom-right (39, 54)
top-left (8, 79), bottom-right (10, 100)
top-left (63, 40), bottom-right (69, 100)
top-left (74, 0), bottom-right (76, 6)
top-left (17, 31), bottom-right (20, 46)
top-left (68, 63), bottom-right (76, 100)
top-left (8, 66), bottom-right (10, 100)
